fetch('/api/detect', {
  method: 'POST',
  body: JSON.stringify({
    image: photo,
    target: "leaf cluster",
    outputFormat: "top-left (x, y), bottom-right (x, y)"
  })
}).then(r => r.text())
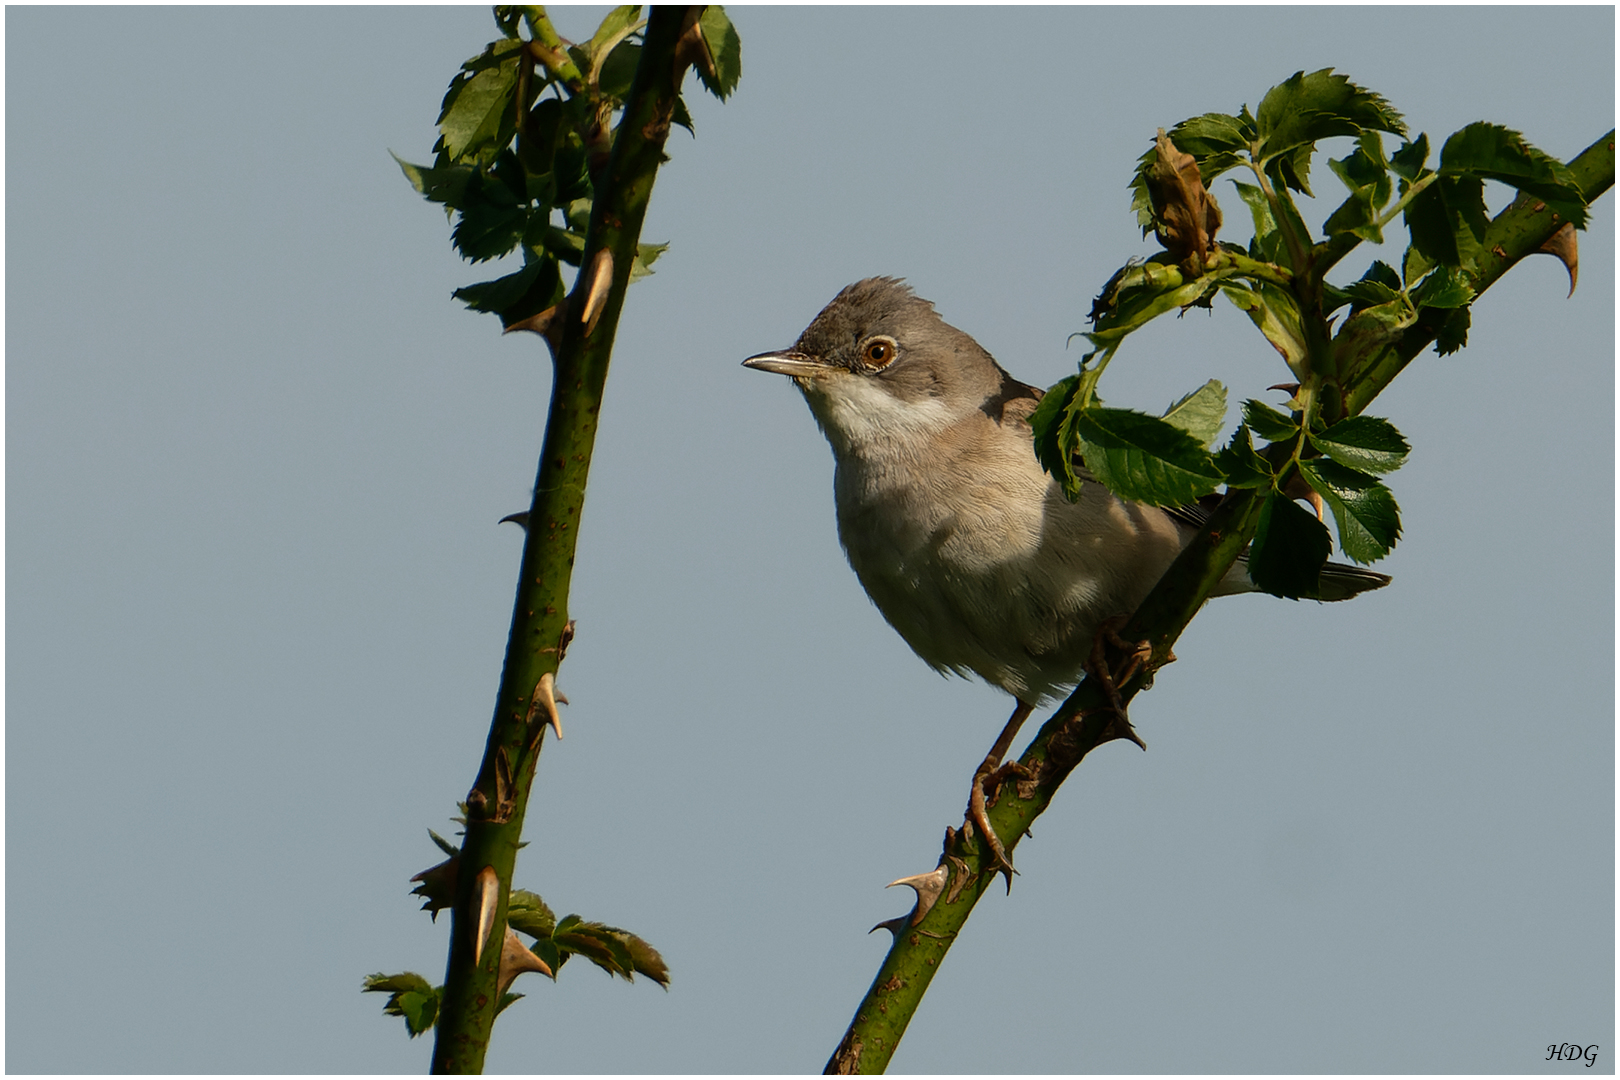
top-left (1035, 68), bottom-right (1591, 596)
top-left (393, 5), bottom-right (740, 326)
top-left (369, 833), bottom-right (670, 1039)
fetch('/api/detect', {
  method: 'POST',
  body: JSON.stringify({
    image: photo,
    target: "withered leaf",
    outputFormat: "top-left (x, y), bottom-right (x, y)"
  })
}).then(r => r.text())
top-left (1146, 129), bottom-right (1223, 274)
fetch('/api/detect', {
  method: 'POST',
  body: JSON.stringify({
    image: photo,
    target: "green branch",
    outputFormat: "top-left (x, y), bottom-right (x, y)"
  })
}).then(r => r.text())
top-left (429, 9), bottom-right (700, 1073)
top-left (825, 127), bottom-right (1613, 1076)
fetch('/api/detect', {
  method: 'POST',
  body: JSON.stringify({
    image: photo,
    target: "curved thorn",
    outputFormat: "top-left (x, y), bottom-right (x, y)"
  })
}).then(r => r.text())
top-left (497, 927), bottom-right (553, 995)
top-left (535, 672), bottom-right (564, 739)
top-left (499, 511), bottom-right (530, 529)
top-left (1538, 222), bottom-right (1579, 297)
top-left (886, 864), bottom-right (949, 926)
top-left (472, 866), bottom-right (500, 966)
top-left (869, 916), bottom-right (907, 938)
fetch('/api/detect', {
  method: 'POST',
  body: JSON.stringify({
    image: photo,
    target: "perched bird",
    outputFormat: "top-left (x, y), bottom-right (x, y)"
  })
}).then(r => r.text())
top-left (743, 277), bottom-right (1387, 872)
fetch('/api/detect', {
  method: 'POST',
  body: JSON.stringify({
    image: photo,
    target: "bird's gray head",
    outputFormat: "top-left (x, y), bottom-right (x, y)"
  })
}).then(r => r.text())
top-left (743, 278), bottom-right (1017, 457)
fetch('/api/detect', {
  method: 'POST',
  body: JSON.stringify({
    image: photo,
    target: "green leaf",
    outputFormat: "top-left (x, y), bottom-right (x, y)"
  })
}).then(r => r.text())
top-left (364, 973), bottom-right (441, 1037)
top-left (450, 170), bottom-right (530, 263)
top-left (555, 918), bottom-right (638, 981)
top-left (1159, 380), bottom-right (1227, 448)
top-left (1331, 294), bottom-right (1416, 375)
top-left (1212, 426), bottom-right (1274, 489)
top-left (695, 7), bottom-right (742, 100)
top-left (1402, 243), bottom-right (1434, 287)
top-left (629, 241), bottom-right (668, 283)
top-left (531, 936), bottom-right (564, 977)
top-left (622, 933), bottom-right (671, 989)
top-left (393, 153), bottom-right (476, 209)
top-left (1029, 374), bottom-right (1087, 500)
top-left (1224, 280), bottom-right (1308, 375)
top-left (453, 256), bottom-right (563, 325)
top-left (1389, 133), bottom-right (1429, 181)
top-left (1298, 459), bottom-right (1401, 564)
top-left (1409, 265), bottom-right (1474, 309)
top-left (1230, 181), bottom-right (1283, 262)
top-left (1404, 174), bottom-right (1488, 270)
top-left (506, 889), bottom-right (558, 939)
top-left (1248, 491), bottom-right (1331, 599)
top-left (1255, 69), bottom-right (1406, 165)
top-left (1434, 306), bottom-right (1470, 355)
top-left (427, 829), bottom-right (461, 857)
top-left (1310, 415), bottom-right (1410, 474)
top-left (1439, 122), bottom-right (1588, 228)
top-left (1072, 407), bottom-right (1225, 507)
top-left (1169, 112), bottom-right (1251, 155)
top-left (1241, 399), bottom-right (1299, 443)
top-left (1322, 142), bottom-right (1393, 243)
top-left (439, 38), bottom-right (525, 164)
top-left (598, 41), bottom-right (642, 101)
top-left (588, 5), bottom-right (645, 59)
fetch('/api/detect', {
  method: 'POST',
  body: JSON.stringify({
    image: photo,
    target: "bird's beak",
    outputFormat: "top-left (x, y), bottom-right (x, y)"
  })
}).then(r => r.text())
top-left (741, 349), bottom-right (833, 378)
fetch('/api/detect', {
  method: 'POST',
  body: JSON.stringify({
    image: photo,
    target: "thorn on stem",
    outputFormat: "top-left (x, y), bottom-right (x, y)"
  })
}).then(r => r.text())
top-left (472, 866), bottom-right (500, 966)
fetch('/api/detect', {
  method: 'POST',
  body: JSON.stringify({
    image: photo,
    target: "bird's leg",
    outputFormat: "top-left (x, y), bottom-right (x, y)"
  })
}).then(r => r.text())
top-left (967, 698), bottom-right (1035, 886)
top-left (1087, 616), bottom-right (1154, 750)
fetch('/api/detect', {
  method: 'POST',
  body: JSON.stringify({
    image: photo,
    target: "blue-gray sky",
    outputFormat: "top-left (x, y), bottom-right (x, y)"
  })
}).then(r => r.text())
top-left (7, 6), bottom-right (1613, 1073)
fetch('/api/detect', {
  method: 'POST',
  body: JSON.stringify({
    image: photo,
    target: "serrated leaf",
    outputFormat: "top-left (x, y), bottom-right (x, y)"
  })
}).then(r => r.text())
top-left (1073, 407), bottom-right (1224, 507)
top-left (1409, 264), bottom-right (1474, 309)
top-left (1402, 244), bottom-right (1434, 287)
top-left (506, 888), bottom-right (558, 939)
top-left (629, 241), bottom-right (668, 283)
top-left (1322, 143), bottom-right (1392, 243)
top-left (439, 39), bottom-right (525, 163)
top-left (364, 973), bottom-right (440, 1038)
top-left (450, 169), bottom-right (530, 263)
top-left (1439, 122), bottom-right (1588, 228)
top-left (622, 933), bottom-right (671, 988)
top-left (1160, 380), bottom-right (1227, 448)
top-left (1435, 306), bottom-right (1470, 355)
top-left (1241, 399), bottom-right (1299, 443)
top-left (1339, 279), bottom-right (1402, 310)
top-left (1255, 68), bottom-right (1406, 165)
top-left (555, 919), bottom-right (638, 981)
top-left (1169, 112), bottom-right (1252, 155)
top-left (1332, 294), bottom-right (1416, 375)
top-left (695, 7), bottom-right (742, 100)
top-left (1030, 373), bottom-right (1086, 500)
top-left (1389, 133), bottom-right (1429, 181)
top-left (1298, 459), bottom-right (1401, 564)
top-left (1404, 174), bottom-right (1488, 270)
top-left (1310, 416), bottom-right (1410, 474)
top-left (1212, 426), bottom-right (1274, 489)
top-left (1248, 491), bottom-right (1331, 599)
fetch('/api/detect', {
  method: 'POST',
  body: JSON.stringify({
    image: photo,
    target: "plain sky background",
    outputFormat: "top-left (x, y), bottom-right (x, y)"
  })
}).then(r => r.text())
top-left (6, 5), bottom-right (1614, 1074)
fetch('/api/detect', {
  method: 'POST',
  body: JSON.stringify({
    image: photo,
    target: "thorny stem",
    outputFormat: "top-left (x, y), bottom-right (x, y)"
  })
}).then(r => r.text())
top-left (825, 128), bottom-right (1613, 1076)
top-left (428, 9), bottom-right (701, 1073)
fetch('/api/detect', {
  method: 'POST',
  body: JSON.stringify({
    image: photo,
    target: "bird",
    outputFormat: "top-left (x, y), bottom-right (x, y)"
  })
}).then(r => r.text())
top-left (743, 277), bottom-right (1388, 875)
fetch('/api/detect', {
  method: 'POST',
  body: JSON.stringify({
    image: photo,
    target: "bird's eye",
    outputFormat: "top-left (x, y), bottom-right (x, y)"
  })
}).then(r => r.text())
top-left (861, 337), bottom-right (897, 368)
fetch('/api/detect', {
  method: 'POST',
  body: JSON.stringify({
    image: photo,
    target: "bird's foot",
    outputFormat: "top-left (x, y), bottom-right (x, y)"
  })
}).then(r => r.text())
top-left (1087, 616), bottom-right (1155, 750)
top-left (965, 699), bottom-right (1036, 890)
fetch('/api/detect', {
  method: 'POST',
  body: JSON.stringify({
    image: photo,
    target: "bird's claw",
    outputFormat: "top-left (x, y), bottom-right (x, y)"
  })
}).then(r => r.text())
top-left (1089, 616), bottom-right (1155, 750)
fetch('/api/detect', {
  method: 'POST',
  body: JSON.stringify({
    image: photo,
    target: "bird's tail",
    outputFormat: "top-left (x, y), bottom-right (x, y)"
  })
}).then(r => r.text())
top-left (1308, 561), bottom-right (1391, 601)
